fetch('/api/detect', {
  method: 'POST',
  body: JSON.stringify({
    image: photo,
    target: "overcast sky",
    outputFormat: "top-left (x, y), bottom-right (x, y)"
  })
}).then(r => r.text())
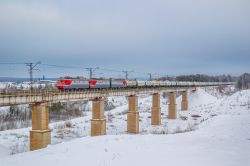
top-left (0, 0), bottom-right (249, 78)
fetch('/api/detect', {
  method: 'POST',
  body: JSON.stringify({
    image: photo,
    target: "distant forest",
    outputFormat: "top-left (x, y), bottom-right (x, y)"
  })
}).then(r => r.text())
top-left (158, 73), bottom-right (250, 90)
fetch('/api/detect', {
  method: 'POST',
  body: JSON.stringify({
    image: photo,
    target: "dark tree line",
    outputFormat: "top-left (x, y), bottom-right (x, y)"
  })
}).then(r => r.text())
top-left (176, 74), bottom-right (235, 82)
top-left (158, 74), bottom-right (236, 82)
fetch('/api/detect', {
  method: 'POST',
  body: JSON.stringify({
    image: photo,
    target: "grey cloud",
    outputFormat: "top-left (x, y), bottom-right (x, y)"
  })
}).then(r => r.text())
top-left (0, 0), bottom-right (249, 77)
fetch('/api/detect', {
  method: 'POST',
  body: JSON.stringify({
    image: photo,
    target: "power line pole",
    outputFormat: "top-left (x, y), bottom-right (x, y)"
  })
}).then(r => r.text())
top-left (25, 61), bottom-right (41, 91)
top-left (122, 70), bottom-right (134, 80)
top-left (85, 67), bottom-right (99, 79)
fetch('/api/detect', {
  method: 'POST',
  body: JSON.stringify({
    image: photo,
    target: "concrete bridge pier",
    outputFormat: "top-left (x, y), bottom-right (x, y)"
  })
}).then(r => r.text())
top-left (91, 98), bottom-right (106, 136)
top-left (127, 95), bottom-right (139, 133)
top-left (181, 91), bottom-right (188, 111)
top-left (168, 92), bottom-right (177, 119)
top-left (151, 93), bottom-right (161, 125)
top-left (30, 102), bottom-right (51, 151)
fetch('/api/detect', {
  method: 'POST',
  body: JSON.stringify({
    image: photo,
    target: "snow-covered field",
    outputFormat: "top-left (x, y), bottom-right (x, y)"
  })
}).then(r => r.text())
top-left (0, 81), bottom-right (54, 91)
top-left (0, 87), bottom-right (250, 166)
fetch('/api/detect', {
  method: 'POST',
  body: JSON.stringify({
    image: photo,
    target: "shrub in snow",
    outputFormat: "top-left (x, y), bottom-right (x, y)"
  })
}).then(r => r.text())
top-left (104, 98), bottom-right (116, 111)
top-left (180, 116), bottom-right (188, 121)
top-left (173, 123), bottom-right (196, 134)
top-left (65, 121), bottom-right (72, 128)
top-left (150, 126), bottom-right (168, 135)
top-left (0, 105), bottom-right (31, 131)
top-left (107, 112), bottom-right (114, 123)
top-left (10, 134), bottom-right (29, 155)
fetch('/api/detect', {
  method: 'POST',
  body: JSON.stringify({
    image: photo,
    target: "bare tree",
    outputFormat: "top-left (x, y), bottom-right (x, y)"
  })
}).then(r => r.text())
top-left (237, 73), bottom-right (250, 90)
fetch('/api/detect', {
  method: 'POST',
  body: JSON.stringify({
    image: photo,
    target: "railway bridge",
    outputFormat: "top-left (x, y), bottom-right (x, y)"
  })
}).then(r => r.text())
top-left (0, 82), bottom-right (234, 151)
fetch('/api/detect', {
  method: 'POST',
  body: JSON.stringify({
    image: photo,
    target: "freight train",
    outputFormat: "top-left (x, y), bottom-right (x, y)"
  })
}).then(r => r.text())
top-left (55, 78), bottom-right (232, 90)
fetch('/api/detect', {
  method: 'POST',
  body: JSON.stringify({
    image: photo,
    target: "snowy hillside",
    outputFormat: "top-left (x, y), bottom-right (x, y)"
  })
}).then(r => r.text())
top-left (220, 90), bottom-right (250, 108)
top-left (2, 111), bottom-right (250, 166)
top-left (176, 88), bottom-right (217, 109)
top-left (0, 87), bottom-right (250, 166)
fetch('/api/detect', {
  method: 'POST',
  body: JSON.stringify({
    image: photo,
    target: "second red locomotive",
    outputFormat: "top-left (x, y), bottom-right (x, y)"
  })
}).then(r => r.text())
top-left (56, 78), bottom-right (126, 90)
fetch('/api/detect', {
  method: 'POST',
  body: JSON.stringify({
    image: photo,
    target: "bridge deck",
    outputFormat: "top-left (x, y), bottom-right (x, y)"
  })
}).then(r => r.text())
top-left (0, 83), bottom-right (233, 106)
